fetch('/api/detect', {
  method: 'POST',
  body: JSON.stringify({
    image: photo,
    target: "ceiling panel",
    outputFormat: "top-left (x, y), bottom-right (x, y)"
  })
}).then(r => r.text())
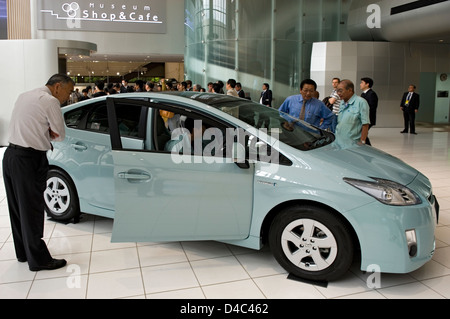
top-left (64, 53), bottom-right (184, 77)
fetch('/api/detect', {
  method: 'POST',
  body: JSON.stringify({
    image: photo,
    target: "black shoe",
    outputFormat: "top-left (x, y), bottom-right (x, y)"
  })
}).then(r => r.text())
top-left (400, 130), bottom-right (408, 134)
top-left (411, 132), bottom-right (417, 135)
top-left (29, 259), bottom-right (67, 271)
top-left (17, 258), bottom-right (27, 263)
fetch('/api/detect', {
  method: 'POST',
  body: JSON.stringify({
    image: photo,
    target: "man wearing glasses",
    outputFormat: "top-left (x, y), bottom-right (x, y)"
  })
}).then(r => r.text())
top-left (335, 79), bottom-right (370, 145)
top-left (3, 74), bottom-right (73, 272)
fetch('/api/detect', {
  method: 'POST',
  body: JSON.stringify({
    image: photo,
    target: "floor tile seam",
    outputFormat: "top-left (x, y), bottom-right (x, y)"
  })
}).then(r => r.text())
top-left (179, 242), bottom-right (207, 299)
top-left (134, 241), bottom-right (237, 265)
top-left (29, 272), bottom-right (89, 283)
top-left (415, 272), bottom-right (450, 282)
top-left (182, 253), bottom-right (252, 264)
top-left (91, 245), bottom-right (143, 254)
top-left (434, 244), bottom-right (450, 251)
top-left (420, 275), bottom-right (450, 299)
top-left (348, 267), bottom-right (378, 288)
top-left (430, 257), bottom-right (450, 271)
top-left (346, 270), bottom-right (422, 293)
top-left (330, 290), bottom-right (387, 299)
top-left (0, 278), bottom-right (34, 286)
top-left (25, 270), bottom-right (38, 299)
top-left (49, 232), bottom-right (96, 239)
top-left (179, 241), bottom-right (237, 261)
top-left (87, 266), bottom-right (145, 276)
top-left (134, 242), bottom-right (148, 299)
top-left (375, 280), bottom-right (448, 299)
top-left (369, 273), bottom-right (420, 291)
top-left (231, 251), bottom-right (271, 299)
top-left (146, 284), bottom-right (203, 297)
top-left (144, 286), bottom-right (202, 298)
top-left (0, 237), bottom-right (7, 250)
top-left (84, 226), bottom-right (95, 299)
top-left (326, 288), bottom-right (389, 300)
top-left (199, 277), bottom-right (269, 295)
top-left (435, 239), bottom-right (450, 247)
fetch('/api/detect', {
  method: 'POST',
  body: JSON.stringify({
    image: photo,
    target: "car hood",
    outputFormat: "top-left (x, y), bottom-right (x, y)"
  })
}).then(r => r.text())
top-left (308, 142), bottom-right (420, 186)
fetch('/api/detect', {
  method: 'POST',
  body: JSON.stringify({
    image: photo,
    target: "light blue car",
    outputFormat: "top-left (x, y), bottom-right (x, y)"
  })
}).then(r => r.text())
top-left (45, 92), bottom-right (438, 282)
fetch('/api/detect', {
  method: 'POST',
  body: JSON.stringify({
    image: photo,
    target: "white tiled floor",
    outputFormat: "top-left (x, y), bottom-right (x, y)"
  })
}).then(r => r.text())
top-left (1, 126), bottom-right (450, 299)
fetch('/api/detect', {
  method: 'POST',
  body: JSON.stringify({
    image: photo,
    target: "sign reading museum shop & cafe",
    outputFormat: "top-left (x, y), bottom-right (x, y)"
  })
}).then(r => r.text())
top-left (37, 0), bottom-right (166, 33)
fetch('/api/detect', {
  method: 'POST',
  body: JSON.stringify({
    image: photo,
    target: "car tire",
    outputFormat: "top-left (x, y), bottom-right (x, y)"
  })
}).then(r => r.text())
top-left (44, 169), bottom-right (80, 221)
top-left (269, 205), bottom-right (354, 282)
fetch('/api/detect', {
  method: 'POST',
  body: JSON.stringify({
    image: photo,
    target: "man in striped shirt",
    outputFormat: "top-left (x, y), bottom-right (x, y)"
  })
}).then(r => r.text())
top-left (327, 78), bottom-right (341, 115)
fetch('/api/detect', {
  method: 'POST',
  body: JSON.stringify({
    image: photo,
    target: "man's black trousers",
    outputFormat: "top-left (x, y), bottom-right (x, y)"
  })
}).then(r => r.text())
top-left (2, 146), bottom-right (52, 268)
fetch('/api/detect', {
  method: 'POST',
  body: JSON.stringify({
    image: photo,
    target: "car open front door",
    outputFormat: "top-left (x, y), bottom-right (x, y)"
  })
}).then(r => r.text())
top-left (107, 97), bottom-right (255, 243)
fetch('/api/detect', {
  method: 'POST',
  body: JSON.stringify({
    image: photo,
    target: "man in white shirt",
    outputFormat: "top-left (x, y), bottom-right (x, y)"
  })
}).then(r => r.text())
top-left (3, 74), bottom-right (74, 272)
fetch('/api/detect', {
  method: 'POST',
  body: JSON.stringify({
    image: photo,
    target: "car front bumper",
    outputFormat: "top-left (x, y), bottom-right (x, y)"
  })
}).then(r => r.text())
top-left (346, 193), bottom-right (438, 274)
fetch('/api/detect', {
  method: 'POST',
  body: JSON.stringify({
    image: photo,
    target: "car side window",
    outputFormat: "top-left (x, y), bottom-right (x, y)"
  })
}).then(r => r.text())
top-left (65, 107), bottom-right (88, 128)
top-left (86, 103), bottom-right (109, 133)
top-left (114, 103), bottom-right (143, 138)
top-left (65, 101), bottom-right (145, 150)
top-left (78, 102), bottom-right (143, 139)
top-left (154, 108), bottom-right (227, 158)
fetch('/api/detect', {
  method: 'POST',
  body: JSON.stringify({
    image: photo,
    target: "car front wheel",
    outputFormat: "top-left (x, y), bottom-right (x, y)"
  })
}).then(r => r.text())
top-left (44, 169), bottom-right (80, 221)
top-left (269, 205), bottom-right (354, 282)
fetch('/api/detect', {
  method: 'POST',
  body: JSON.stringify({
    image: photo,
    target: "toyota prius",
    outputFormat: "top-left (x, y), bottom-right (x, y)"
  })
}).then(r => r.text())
top-left (45, 91), bottom-right (438, 282)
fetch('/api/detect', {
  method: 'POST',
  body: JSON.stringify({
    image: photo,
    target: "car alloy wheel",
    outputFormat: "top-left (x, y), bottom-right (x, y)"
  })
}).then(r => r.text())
top-left (281, 218), bottom-right (338, 272)
top-left (269, 205), bottom-right (354, 282)
top-left (44, 169), bottom-right (80, 221)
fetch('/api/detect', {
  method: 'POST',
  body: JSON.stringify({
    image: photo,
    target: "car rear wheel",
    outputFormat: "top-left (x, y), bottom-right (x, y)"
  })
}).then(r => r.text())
top-left (44, 169), bottom-right (80, 221)
top-left (269, 205), bottom-right (354, 282)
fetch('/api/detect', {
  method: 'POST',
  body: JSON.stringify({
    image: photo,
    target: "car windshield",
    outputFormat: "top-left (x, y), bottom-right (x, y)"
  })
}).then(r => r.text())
top-left (173, 92), bottom-right (335, 151)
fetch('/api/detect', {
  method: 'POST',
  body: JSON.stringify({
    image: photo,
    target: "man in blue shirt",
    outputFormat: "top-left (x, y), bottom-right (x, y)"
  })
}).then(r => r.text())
top-left (279, 79), bottom-right (336, 132)
top-left (335, 79), bottom-right (370, 144)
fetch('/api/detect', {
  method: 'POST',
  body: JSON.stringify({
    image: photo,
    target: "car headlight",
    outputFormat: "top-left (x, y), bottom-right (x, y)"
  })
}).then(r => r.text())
top-left (344, 177), bottom-right (422, 206)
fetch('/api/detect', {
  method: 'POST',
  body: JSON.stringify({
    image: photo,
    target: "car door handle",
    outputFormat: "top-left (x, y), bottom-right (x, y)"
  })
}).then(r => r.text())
top-left (117, 171), bottom-right (152, 181)
top-left (71, 143), bottom-right (88, 151)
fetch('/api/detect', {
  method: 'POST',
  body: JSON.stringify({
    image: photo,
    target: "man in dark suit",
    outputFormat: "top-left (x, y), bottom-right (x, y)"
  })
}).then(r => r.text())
top-left (400, 85), bottom-right (420, 135)
top-left (260, 83), bottom-right (272, 108)
top-left (120, 79), bottom-right (129, 93)
top-left (360, 77), bottom-right (378, 146)
top-left (236, 82), bottom-right (246, 99)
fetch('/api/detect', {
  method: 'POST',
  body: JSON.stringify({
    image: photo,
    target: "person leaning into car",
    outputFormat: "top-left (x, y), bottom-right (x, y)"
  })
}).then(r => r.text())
top-left (2, 74), bottom-right (74, 272)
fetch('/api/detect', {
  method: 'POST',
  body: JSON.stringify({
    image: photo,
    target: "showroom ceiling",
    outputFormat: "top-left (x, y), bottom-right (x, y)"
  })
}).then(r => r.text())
top-left (64, 53), bottom-right (184, 79)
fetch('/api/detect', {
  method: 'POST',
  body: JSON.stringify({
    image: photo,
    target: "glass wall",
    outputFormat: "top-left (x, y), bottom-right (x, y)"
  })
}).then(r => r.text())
top-left (185, 0), bottom-right (351, 108)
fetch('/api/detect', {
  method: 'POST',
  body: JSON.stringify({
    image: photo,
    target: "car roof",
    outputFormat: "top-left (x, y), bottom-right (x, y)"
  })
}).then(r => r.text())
top-left (66, 91), bottom-right (252, 108)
